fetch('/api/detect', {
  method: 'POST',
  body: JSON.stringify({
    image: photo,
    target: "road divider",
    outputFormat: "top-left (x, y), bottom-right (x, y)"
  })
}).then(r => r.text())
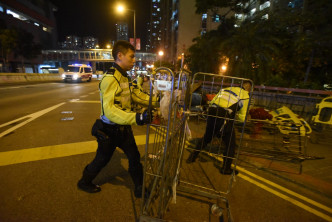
top-left (0, 73), bottom-right (62, 84)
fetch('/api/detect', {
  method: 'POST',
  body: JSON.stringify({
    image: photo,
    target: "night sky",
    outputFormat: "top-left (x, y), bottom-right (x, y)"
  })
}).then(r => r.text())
top-left (50, 0), bottom-right (151, 49)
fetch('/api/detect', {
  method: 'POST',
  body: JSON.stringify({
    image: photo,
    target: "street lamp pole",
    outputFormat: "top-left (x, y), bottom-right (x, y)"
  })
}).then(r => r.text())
top-left (133, 9), bottom-right (136, 50)
top-left (124, 8), bottom-right (136, 49)
top-left (116, 5), bottom-right (136, 50)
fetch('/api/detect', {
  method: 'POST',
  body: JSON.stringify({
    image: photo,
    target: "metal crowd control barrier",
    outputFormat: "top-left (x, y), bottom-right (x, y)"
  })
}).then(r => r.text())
top-left (140, 68), bottom-right (191, 221)
top-left (140, 71), bottom-right (253, 222)
top-left (252, 91), bottom-right (322, 122)
top-left (179, 73), bottom-right (253, 222)
top-left (238, 119), bottom-right (309, 174)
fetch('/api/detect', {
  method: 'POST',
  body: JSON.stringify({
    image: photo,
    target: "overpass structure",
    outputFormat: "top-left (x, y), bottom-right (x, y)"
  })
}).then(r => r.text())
top-left (41, 49), bottom-right (157, 72)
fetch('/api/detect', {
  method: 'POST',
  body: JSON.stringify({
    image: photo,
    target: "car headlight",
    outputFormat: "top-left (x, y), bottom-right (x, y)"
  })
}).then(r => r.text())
top-left (73, 74), bottom-right (78, 80)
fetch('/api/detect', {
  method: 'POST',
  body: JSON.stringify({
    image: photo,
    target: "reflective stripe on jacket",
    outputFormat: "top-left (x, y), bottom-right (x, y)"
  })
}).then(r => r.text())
top-left (210, 87), bottom-right (250, 122)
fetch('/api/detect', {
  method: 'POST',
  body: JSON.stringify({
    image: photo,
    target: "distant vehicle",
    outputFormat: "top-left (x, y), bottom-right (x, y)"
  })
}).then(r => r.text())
top-left (62, 64), bottom-right (92, 82)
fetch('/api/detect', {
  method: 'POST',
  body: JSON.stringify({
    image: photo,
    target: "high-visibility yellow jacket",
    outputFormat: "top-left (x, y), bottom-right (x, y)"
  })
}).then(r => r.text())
top-left (210, 87), bottom-right (250, 122)
top-left (99, 65), bottom-right (158, 125)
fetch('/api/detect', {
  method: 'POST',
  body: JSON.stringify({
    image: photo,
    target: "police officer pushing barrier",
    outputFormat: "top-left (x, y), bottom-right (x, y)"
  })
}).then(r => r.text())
top-left (186, 80), bottom-right (252, 175)
top-left (78, 40), bottom-right (158, 198)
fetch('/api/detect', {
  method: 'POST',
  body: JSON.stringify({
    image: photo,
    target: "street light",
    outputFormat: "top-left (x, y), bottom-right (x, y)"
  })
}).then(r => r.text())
top-left (158, 50), bottom-right (164, 67)
top-left (116, 4), bottom-right (136, 49)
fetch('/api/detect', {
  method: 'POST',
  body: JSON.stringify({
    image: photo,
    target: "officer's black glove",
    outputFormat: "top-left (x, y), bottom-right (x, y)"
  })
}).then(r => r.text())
top-left (136, 109), bottom-right (152, 125)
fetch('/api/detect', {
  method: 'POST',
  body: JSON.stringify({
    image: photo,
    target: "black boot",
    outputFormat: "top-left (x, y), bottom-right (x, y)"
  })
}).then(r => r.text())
top-left (186, 138), bottom-right (205, 164)
top-left (220, 158), bottom-right (238, 175)
top-left (77, 166), bottom-right (101, 193)
top-left (186, 151), bottom-right (200, 163)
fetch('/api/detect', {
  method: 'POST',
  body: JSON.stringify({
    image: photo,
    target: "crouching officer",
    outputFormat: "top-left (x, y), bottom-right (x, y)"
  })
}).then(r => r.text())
top-left (186, 80), bottom-right (252, 175)
top-left (77, 40), bottom-right (156, 198)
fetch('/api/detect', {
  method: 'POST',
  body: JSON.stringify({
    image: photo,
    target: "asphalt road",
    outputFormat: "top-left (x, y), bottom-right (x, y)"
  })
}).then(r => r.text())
top-left (0, 80), bottom-right (331, 222)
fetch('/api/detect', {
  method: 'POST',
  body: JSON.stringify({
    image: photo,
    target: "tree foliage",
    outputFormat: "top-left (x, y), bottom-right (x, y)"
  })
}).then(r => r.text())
top-left (186, 0), bottom-right (332, 89)
top-left (0, 28), bottom-right (41, 71)
top-left (0, 29), bottom-right (18, 67)
top-left (15, 29), bottom-right (42, 61)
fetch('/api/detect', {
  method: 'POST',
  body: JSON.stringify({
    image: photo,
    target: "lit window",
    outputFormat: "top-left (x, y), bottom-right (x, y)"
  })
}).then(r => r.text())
top-left (260, 1), bottom-right (270, 10)
top-left (202, 13), bottom-right (207, 19)
top-left (212, 14), bottom-right (220, 22)
top-left (0, 6), bottom-right (3, 12)
top-left (235, 13), bottom-right (243, 19)
top-left (6, 9), bottom-right (27, 21)
top-left (43, 27), bottom-right (48, 31)
top-left (262, 14), bottom-right (268, 19)
top-left (288, 1), bottom-right (295, 8)
top-left (250, 8), bottom-right (256, 16)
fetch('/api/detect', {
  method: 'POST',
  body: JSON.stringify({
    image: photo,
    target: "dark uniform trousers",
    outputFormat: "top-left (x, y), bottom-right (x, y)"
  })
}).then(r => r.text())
top-left (85, 123), bottom-right (143, 189)
top-left (195, 106), bottom-right (236, 169)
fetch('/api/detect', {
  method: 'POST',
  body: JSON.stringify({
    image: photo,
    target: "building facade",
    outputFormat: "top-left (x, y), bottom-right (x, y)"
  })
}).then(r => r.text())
top-left (116, 22), bottom-right (129, 41)
top-left (148, 0), bottom-right (296, 68)
top-left (0, 0), bottom-right (57, 72)
top-left (148, 0), bottom-right (162, 52)
top-left (59, 35), bottom-right (98, 49)
top-left (0, 0), bottom-right (57, 49)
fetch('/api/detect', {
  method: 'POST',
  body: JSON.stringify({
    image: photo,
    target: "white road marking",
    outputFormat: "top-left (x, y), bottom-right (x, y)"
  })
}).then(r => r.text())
top-left (0, 102), bottom-right (65, 138)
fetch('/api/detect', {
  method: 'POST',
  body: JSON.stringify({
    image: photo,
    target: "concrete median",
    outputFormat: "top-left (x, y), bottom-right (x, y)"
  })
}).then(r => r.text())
top-left (0, 73), bottom-right (62, 84)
